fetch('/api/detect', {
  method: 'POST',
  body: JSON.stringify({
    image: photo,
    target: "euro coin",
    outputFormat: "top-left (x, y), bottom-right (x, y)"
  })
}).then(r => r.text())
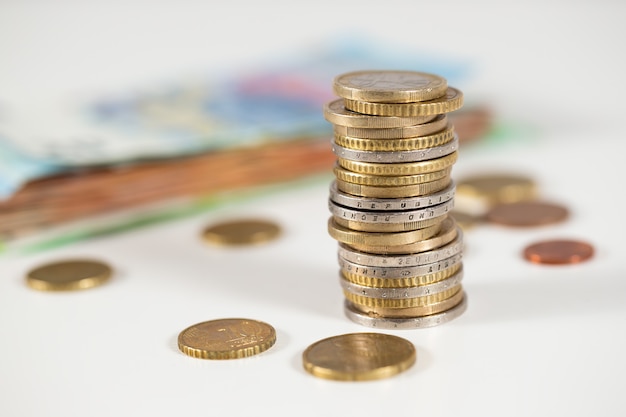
top-left (25, 259), bottom-right (112, 291)
top-left (302, 332), bottom-right (416, 381)
top-left (202, 219), bottom-right (281, 246)
top-left (523, 239), bottom-right (594, 265)
top-left (178, 318), bottom-right (276, 360)
top-left (486, 201), bottom-right (568, 227)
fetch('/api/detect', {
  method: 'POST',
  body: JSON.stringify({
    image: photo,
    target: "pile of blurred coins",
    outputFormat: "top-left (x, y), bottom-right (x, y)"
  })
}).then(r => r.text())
top-left (324, 70), bottom-right (467, 329)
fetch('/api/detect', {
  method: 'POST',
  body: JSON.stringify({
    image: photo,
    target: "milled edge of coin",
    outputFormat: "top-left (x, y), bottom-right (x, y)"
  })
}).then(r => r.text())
top-left (336, 177), bottom-right (451, 198)
top-left (302, 332), bottom-right (416, 381)
top-left (332, 135), bottom-right (458, 163)
top-left (349, 287), bottom-right (465, 318)
top-left (330, 180), bottom-right (455, 211)
top-left (338, 227), bottom-right (464, 267)
top-left (334, 165), bottom-right (451, 187)
top-left (343, 285), bottom-right (461, 308)
top-left (344, 87), bottom-right (464, 117)
top-left (329, 199), bottom-right (453, 225)
top-left (334, 125), bottom-right (454, 151)
top-left (201, 219), bottom-right (282, 246)
top-left (177, 318), bottom-right (277, 360)
top-left (324, 99), bottom-right (436, 128)
top-left (340, 268), bottom-right (464, 298)
top-left (338, 252), bottom-right (463, 279)
top-left (334, 115), bottom-right (448, 139)
top-left (342, 262), bottom-right (462, 288)
top-left (337, 151), bottom-right (458, 176)
top-left (25, 259), bottom-right (113, 291)
top-left (333, 70), bottom-right (448, 103)
top-left (343, 293), bottom-right (467, 329)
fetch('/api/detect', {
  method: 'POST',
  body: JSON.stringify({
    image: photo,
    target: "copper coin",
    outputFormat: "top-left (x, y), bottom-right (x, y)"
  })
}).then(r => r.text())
top-left (486, 201), bottom-right (568, 227)
top-left (523, 239), bottom-right (594, 265)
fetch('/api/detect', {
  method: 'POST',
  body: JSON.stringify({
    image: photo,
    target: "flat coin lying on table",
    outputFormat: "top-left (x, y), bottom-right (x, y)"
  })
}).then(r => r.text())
top-left (302, 333), bottom-right (416, 381)
top-left (25, 259), bottom-right (112, 291)
top-left (178, 318), bottom-right (276, 359)
top-left (486, 201), bottom-right (569, 227)
top-left (202, 219), bottom-right (281, 246)
top-left (523, 239), bottom-right (594, 265)
top-left (457, 173), bottom-right (537, 205)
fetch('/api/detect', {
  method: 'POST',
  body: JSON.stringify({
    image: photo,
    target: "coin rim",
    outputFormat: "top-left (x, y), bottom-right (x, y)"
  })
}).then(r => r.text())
top-left (25, 259), bottom-right (112, 291)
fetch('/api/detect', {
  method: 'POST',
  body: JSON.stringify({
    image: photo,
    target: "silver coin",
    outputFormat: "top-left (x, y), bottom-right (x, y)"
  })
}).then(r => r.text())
top-left (329, 180), bottom-right (455, 211)
top-left (332, 135), bottom-right (458, 163)
top-left (340, 268), bottom-right (464, 298)
top-left (337, 229), bottom-right (464, 267)
top-left (343, 294), bottom-right (467, 330)
top-left (339, 252), bottom-right (463, 279)
top-left (328, 199), bottom-right (453, 224)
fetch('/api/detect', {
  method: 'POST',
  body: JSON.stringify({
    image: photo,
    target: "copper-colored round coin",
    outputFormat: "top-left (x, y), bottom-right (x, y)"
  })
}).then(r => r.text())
top-left (523, 239), bottom-right (594, 265)
top-left (202, 219), bottom-right (281, 246)
top-left (486, 201), bottom-right (568, 227)
top-left (25, 259), bottom-right (112, 291)
top-left (178, 318), bottom-right (276, 359)
top-left (302, 333), bottom-right (416, 381)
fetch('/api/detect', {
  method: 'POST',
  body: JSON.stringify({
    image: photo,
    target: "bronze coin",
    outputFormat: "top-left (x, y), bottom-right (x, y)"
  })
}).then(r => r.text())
top-left (523, 239), bottom-right (594, 265)
top-left (486, 201), bottom-right (568, 227)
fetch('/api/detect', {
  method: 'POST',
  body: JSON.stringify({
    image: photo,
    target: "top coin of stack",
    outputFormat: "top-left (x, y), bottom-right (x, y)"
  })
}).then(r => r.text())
top-left (324, 70), bottom-right (467, 330)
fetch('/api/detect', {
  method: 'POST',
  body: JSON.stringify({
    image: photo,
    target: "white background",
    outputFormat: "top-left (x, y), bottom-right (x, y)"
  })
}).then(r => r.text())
top-left (1, 1), bottom-right (626, 416)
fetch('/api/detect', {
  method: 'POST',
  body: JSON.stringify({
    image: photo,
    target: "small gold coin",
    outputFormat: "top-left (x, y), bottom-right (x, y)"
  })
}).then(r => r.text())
top-left (333, 114), bottom-right (448, 139)
top-left (302, 333), bottom-right (416, 381)
top-left (450, 210), bottom-right (484, 231)
top-left (324, 99), bottom-right (436, 128)
top-left (344, 285), bottom-right (461, 308)
top-left (333, 70), bottom-right (447, 103)
top-left (344, 87), bottom-right (463, 117)
top-left (328, 217), bottom-right (442, 246)
top-left (456, 173), bottom-right (537, 205)
top-left (337, 152), bottom-right (457, 176)
top-left (202, 219), bottom-right (281, 246)
top-left (336, 177), bottom-right (451, 198)
top-left (342, 263), bottom-right (462, 288)
top-left (349, 289), bottom-right (466, 318)
top-left (334, 125), bottom-right (454, 151)
top-left (178, 318), bottom-right (276, 360)
top-left (334, 165), bottom-right (451, 187)
top-left (25, 259), bottom-right (112, 291)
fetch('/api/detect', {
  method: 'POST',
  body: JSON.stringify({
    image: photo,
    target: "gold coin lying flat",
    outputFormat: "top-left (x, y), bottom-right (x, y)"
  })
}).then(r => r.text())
top-left (324, 99), bottom-right (436, 128)
top-left (456, 173), bottom-right (537, 205)
top-left (302, 333), bottom-right (416, 381)
top-left (202, 219), bottom-right (281, 246)
top-left (333, 70), bottom-right (447, 103)
top-left (178, 318), bottom-right (276, 360)
top-left (26, 259), bottom-right (112, 291)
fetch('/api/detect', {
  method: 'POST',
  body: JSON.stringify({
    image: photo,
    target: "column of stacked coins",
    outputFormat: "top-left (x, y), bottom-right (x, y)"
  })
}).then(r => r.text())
top-left (324, 70), bottom-right (467, 329)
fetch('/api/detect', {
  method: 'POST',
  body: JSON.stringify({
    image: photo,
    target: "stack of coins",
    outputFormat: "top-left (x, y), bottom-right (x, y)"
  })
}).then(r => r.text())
top-left (324, 70), bottom-right (467, 329)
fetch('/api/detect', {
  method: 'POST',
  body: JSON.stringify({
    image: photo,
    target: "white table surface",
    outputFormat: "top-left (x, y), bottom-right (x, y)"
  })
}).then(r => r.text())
top-left (1, 1), bottom-right (626, 416)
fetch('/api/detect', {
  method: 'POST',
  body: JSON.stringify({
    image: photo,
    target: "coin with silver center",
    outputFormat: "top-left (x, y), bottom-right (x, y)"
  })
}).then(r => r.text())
top-left (332, 135), bottom-right (458, 163)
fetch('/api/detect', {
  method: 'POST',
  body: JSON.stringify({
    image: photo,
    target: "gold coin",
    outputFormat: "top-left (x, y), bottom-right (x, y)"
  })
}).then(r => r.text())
top-left (345, 87), bottom-right (463, 117)
top-left (333, 114), bottom-right (448, 139)
top-left (25, 259), bottom-right (112, 291)
top-left (202, 219), bottom-right (281, 246)
top-left (347, 217), bottom-right (458, 254)
top-left (338, 151), bottom-right (457, 176)
top-left (456, 173), bottom-right (537, 205)
top-left (323, 99), bottom-right (436, 128)
top-left (344, 285), bottom-right (461, 308)
top-left (334, 125), bottom-right (455, 151)
top-left (450, 210), bottom-right (484, 231)
top-left (333, 70), bottom-right (447, 103)
top-left (302, 332), bottom-right (416, 381)
top-left (336, 177), bottom-right (451, 198)
top-left (178, 318), bottom-right (276, 360)
top-left (349, 289), bottom-right (465, 318)
top-left (342, 263), bottom-right (462, 288)
top-left (334, 165), bottom-right (451, 187)
top-left (333, 215), bottom-right (443, 233)
top-left (328, 217), bottom-right (442, 246)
